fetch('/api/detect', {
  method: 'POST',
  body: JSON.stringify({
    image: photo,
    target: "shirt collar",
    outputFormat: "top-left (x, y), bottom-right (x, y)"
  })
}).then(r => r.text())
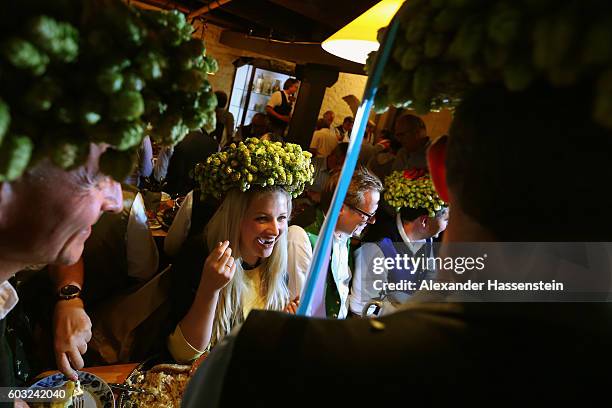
top-left (0, 281), bottom-right (18, 320)
top-left (333, 231), bottom-right (349, 244)
top-left (396, 213), bottom-right (411, 245)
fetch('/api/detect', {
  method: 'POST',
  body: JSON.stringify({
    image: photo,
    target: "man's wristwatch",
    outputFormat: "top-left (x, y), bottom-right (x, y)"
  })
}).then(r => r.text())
top-left (57, 284), bottom-right (82, 300)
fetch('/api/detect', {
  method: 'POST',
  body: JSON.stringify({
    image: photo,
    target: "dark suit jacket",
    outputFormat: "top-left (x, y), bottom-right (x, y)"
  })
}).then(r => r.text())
top-left (164, 130), bottom-right (218, 197)
top-left (184, 302), bottom-right (612, 406)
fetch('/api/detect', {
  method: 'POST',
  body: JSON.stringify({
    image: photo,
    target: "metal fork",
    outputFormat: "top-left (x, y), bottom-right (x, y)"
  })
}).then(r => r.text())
top-left (72, 379), bottom-right (85, 408)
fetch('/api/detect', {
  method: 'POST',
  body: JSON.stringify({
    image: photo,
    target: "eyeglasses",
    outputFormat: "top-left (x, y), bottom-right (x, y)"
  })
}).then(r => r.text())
top-left (345, 203), bottom-right (376, 224)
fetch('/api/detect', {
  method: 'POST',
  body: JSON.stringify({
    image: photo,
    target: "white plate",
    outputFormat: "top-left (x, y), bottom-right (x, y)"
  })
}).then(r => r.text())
top-left (30, 371), bottom-right (115, 408)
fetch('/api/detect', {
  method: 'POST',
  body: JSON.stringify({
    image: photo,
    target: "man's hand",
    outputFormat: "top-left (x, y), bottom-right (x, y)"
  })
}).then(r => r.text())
top-left (53, 298), bottom-right (92, 380)
top-left (14, 399), bottom-right (30, 408)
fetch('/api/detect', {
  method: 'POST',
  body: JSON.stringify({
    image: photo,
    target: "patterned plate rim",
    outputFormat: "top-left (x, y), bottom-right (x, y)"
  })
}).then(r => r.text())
top-left (30, 371), bottom-right (115, 408)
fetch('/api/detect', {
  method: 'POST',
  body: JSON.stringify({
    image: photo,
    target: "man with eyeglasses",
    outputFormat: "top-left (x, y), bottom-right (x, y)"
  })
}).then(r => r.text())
top-left (304, 166), bottom-right (383, 319)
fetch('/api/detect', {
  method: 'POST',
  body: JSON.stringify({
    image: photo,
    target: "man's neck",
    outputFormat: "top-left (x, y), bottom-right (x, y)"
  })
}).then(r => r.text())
top-left (321, 213), bottom-right (349, 240)
top-left (402, 221), bottom-right (423, 242)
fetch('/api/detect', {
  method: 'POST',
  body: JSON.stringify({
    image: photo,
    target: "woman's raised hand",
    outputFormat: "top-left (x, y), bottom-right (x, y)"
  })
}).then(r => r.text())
top-left (285, 296), bottom-right (300, 314)
top-left (202, 240), bottom-right (236, 292)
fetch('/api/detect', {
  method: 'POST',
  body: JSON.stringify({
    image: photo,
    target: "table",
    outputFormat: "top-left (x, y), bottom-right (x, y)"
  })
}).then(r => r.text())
top-left (36, 363), bottom-right (138, 384)
top-left (80, 363), bottom-right (139, 384)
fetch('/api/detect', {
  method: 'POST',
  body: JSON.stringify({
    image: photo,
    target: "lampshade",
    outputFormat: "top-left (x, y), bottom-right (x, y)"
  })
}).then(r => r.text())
top-left (321, 0), bottom-right (404, 64)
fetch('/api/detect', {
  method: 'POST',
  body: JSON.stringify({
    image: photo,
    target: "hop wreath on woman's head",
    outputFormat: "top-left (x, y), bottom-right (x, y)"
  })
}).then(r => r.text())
top-left (196, 138), bottom-right (315, 199)
top-left (384, 169), bottom-right (447, 217)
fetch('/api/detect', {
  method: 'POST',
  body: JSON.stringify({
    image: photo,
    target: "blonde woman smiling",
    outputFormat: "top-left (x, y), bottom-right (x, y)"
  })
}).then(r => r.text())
top-left (167, 139), bottom-right (314, 363)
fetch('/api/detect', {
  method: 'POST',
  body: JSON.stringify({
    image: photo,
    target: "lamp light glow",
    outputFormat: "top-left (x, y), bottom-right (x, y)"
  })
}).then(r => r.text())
top-left (321, 0), bottom-right (404, 64)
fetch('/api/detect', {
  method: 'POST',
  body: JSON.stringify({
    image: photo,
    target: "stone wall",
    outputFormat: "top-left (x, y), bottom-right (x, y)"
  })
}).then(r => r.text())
top-left (317, 72), bottom-right (368, 127)
top-left (315, 73), bottom-right (452, 139)
top-left (407, 109), bottom-right (453, 140)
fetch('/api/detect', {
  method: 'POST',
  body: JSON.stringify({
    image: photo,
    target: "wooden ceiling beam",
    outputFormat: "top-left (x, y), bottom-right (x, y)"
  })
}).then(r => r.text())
top-left (264, 0), bottom-right (379, 31)
top-left (218, 1), bottom-right (319, 41)
top-left (188, 0), bottom-right (233, 19)
top-left (264, 0), bottom-right (335, 28)
top-left (219, 30), bottom-right (366, 75)
top-left (129, 0), bottom-right (191, 13)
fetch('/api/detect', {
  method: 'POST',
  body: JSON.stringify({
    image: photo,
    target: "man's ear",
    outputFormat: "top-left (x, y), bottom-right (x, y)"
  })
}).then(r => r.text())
top-left (427, 135), bottom-right (450, 203)
top-left (420, 215), bottom-right (429, 229)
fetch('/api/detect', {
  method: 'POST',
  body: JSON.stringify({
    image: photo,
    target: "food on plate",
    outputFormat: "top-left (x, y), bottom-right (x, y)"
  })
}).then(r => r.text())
top-left (125, 364), bottom-right (191, 408)
top-left (157, 206), bottom-right (178, 228)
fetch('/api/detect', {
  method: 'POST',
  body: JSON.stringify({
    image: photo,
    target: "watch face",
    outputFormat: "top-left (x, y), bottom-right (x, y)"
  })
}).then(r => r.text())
top-left (60, 285), bottom-right (81, 297)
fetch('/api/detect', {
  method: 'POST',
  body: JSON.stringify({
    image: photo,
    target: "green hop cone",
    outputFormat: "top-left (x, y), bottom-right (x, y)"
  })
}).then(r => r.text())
top-left (99, 147), bottom-right (137, 181)
top-left (0, 135), bottom-right (33, 182)
top-left (112, 121), bottom-right (146, 151)
top-left (109, 91), bottom-right (145, 121)
top-left (176, 39), bottom-right (206, 69)
top-left (51, 140), bottom-right (88, 169)
top-left (152, 114), bottom-right (189, 145)
top-left (183, 109), bottom-right (206, 130)
top-left (26, 16), bottom-right (79, 63)
top-left (0, 99), bottom-right (11, 145)
top-left (123, 73), bottom-right (145, 92)
top-left (202, 110), bottom-right (216, 134)
top-left (176, 69), bottom-right (206, 93)
top-left (97, 68), bottom-right (124, 95)
top-left (136, 50), bottom-right (166, 81)
top-left (198, 91), bottom-right (217, 111)
top-left (1, 37), bottom-right (49, 76)
top-left (203, 56), bottom-right (219, 74)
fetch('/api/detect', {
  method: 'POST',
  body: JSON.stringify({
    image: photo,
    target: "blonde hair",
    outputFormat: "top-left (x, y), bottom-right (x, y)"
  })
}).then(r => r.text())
top-left (204, 187), bottom-right (291, 345)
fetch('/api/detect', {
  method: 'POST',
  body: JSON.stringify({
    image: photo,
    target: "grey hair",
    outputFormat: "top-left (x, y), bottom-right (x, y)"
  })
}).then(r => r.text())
top-left (321, 165), bottom-right (383, 212)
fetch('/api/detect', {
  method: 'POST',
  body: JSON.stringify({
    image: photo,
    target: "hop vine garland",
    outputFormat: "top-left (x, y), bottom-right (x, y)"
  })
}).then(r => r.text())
top-left (384, 169), bottom-right (447, 217)
top-left (368, 0), bottom-right (612, 129)
top-left (196, 137), bottom-right (314, 199)
top-left (0, 0), bottom-right (218, 181)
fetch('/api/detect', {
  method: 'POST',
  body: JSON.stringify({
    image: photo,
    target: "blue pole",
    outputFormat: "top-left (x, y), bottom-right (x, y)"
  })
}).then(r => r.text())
top-left (297, 13), bottom-right (402, 316)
